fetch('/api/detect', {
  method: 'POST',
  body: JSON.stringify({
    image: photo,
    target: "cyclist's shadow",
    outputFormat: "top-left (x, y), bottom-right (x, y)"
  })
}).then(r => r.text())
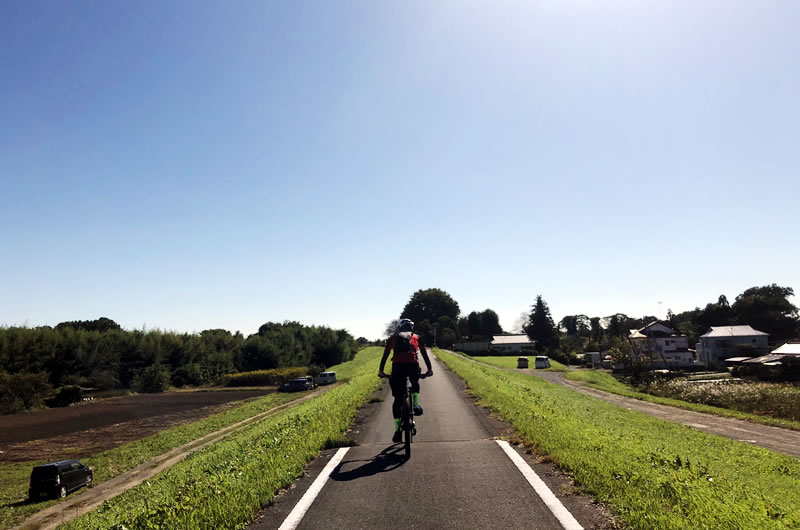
top-left (330, 445), bottom-right (407, 481)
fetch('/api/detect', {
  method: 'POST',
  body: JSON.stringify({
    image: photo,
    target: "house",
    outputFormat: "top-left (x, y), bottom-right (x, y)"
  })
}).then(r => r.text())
top-left (696, 326), bottom-right (769, 367)
top-left (628, 322), bottom-right (696, 368)
top-left (489, 334), bottom-right (536, 354)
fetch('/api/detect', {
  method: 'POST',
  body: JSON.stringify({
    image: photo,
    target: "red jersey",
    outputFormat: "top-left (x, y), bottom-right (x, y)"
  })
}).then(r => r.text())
top-left (388, 333), bottom-right (420, 364)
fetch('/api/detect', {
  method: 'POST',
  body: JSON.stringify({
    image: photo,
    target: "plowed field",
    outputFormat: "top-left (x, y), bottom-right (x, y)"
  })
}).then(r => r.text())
top-left (0, 389), bottom-right (273, 462)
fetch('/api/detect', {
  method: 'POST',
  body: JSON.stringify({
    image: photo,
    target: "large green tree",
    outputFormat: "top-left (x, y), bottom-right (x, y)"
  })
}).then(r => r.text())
top-left (461, 309), bottom-right (503, 339)
top-left (400, 288), bottom-right (460, 325)
top-left (478, 309), bottom-right (503, 336)
top-left (732, 284), bottom-right (799, 343)
top-left (524, 295), bottom-right (559, 352)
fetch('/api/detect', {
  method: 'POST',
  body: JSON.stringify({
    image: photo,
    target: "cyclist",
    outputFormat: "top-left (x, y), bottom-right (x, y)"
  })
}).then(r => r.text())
top-left (378, 318), bottom-right (433, 443)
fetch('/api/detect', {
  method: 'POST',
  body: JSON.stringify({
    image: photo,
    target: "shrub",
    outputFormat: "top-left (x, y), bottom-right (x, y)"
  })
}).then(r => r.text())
top-left (646, 378), bottom-right (800, 421)
top-left (224, 367), bottom-right (309, 387)
top-left (781, 356), bottom-right (800, 382)
top-left (45, 385), bottom-right (83, 407)
top-left (171, 363), bottom-right (205, 387)
top-left (0, 372), bottom-right (52, 414)
top-left (134, 364), bottom-right (170, 393)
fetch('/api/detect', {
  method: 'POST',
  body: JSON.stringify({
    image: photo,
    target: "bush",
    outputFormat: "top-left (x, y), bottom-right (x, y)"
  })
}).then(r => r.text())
top-left (224, 367), bottom-right (309, 387)
top-left (134, 364), bottom-right (170, 393)
top-left (646, 378), bottom-right (800, 421)
top-left (781, 356), bottom-right (800, 382)
top-left (45, 385), bottom-right (84, 407)
top-left (0, 372), bottom-right (52, 414)
top-left (171, 363), bottom-right (206, 387)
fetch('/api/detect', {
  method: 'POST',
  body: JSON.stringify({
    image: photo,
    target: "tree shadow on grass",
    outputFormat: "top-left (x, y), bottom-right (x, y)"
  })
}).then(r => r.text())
top-left (330, 445), bottom-right (407, 481)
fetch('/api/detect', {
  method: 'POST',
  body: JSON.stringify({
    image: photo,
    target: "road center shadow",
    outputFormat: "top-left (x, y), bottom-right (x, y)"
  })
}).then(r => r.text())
top-left (330, 445), bottom-right (407, 481)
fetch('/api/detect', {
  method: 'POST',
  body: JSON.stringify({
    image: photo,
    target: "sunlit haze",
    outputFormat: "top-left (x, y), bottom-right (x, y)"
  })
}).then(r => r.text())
top-left (2, 1), bottom-right (797, 339)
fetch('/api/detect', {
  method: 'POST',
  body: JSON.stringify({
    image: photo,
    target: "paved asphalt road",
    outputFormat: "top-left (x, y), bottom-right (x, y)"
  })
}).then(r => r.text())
top-left (252, 355), bottom-right (595, 530)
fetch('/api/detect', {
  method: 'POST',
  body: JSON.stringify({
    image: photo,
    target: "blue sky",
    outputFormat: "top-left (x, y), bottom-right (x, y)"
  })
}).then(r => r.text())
top-left (1, 1), bottom-right (798, 339)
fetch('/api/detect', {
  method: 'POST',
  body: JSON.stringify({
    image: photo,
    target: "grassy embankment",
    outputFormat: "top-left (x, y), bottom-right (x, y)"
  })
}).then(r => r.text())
top-left (436, 349), bottom-right (800, 529)
top-left (60, 347), bottom-right (383, 529)
top-left (0, 348), bottom-right (380, 529)
top-left (470, 355), bottom-right (569, 372)
top-left (565, 369), bottom-right (800, 431)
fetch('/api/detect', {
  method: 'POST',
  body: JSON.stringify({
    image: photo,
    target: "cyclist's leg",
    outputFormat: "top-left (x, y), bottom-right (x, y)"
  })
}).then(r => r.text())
top-left (389, 368), bottom-right (404, 440)
top-left (409, 364), bottom-right (422, 415)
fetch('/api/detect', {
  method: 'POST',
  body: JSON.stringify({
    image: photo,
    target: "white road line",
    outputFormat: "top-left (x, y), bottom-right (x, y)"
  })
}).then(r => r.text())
top-left (278, 447), bottom-right (350, 530)
top-left (496, 440), bottom-right (583, 530)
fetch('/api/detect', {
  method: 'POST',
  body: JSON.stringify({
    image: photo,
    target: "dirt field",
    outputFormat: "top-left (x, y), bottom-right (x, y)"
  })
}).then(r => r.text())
top-left (0, 389), bottom-right (273, 462)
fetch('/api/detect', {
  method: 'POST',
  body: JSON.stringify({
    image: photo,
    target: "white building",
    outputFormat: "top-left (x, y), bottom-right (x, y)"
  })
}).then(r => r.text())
top-left (629, 322), bottom-right (696, 368)
top-left (489, 334), bottom-right (536, 354)
top-left (696, 325), bottom-right (769, 367)
top-left (771, 341), bottom-right (800, 357)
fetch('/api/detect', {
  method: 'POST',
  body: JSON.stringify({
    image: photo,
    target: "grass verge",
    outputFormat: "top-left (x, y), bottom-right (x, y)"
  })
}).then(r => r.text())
top-left (469, 355), bottom-right (569, 372)
top-left (0, 392), bottom-right (299, 529)
top-left (437, 349), bottom-right (800, 529)
top-left (60, 347), bottom-right (383, 529)
top-left (565, 369), bottom-right (800, 431)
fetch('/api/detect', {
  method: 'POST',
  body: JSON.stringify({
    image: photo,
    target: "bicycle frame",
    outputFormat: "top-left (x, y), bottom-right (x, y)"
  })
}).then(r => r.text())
top-left (382, 372), bottom-right (429, 458)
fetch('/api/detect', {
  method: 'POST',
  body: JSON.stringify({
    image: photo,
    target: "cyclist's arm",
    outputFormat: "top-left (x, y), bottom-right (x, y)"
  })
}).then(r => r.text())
top-left (379, 338), bottom-right (393, 373)
top-left (419, 343), bottom-right (432, 372)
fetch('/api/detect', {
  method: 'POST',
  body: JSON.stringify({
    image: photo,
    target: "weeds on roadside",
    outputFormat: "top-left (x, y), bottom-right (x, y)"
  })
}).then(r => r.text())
top-left (646, 379), bottom-right (800, 421)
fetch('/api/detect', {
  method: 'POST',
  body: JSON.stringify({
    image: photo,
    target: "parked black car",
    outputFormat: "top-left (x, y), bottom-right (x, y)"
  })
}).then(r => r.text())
top-left (29, 460), bottom-right (93, 500)
top-left (278, 377), bottom-right (314, 392)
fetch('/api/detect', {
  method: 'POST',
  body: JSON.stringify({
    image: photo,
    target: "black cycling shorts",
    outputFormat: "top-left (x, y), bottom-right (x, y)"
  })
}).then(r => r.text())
top-left (389, 363), bottom-right (421, 397)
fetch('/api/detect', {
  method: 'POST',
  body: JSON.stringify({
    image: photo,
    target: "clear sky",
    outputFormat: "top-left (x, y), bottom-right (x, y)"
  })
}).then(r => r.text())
top-left (1, 1), bottom-right (798, 340)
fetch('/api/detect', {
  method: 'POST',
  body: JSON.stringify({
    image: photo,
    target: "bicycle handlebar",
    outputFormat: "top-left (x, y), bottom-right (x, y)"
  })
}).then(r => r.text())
top-left (378, 372), bottom-right (431, 379)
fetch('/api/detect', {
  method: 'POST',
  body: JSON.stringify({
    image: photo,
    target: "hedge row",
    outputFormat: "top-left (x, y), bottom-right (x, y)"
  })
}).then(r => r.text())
top-left (223, 367), bottom-right (309, 387)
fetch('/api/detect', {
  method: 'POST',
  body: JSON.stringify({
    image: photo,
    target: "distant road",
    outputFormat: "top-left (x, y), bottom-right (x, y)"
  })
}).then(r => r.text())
top-left (252, 355), bottom-right (603, 529)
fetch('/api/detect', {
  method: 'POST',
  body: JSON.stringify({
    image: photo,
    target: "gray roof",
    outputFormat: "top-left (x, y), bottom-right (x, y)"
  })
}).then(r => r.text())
top-left (742, 354), bottom-right (784, 364)
top-left (699, 325), bottom-right (768, 338)
top-left (772, 342), bottom-right (800, 356)
top-left (491, 334), bottom-right (534, 345)
top-left (629, 322), bottom-right (684, 339)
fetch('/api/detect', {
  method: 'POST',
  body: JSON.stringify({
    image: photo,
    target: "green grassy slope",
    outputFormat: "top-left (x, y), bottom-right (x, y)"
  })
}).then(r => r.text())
top-left (437, 349), bottom-right (800, 529)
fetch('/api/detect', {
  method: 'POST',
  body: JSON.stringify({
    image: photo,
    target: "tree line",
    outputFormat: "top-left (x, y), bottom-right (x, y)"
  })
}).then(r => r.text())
top-left (0, 319), bottom-right (358, 414)
top-left (387, 288), bottom-right (505, 348)
top-left (390, 284), bottom-right (799, 365)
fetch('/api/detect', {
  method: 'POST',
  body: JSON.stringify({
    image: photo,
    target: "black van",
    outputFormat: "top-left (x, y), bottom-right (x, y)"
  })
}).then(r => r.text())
top-left (29, 460), bottom-right (93, 500)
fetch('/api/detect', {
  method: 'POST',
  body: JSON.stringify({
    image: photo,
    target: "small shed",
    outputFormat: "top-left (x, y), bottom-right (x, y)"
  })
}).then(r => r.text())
top-left (517, 357), bottom-right (529, 369)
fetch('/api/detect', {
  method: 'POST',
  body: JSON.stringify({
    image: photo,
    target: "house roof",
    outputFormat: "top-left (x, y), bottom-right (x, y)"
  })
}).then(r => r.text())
top-left (699, 325), bottom-right (768, 338)
top-left (723, 357), bottom-right (753, 363)
top-left (491, 334), bottom-right (534, 345)
top-left (772, 342), bottom-right (800, 356)
top-left (629, 321), bottom-right (684, 339)
top-left (742, 354), bottom-right (784, 364)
